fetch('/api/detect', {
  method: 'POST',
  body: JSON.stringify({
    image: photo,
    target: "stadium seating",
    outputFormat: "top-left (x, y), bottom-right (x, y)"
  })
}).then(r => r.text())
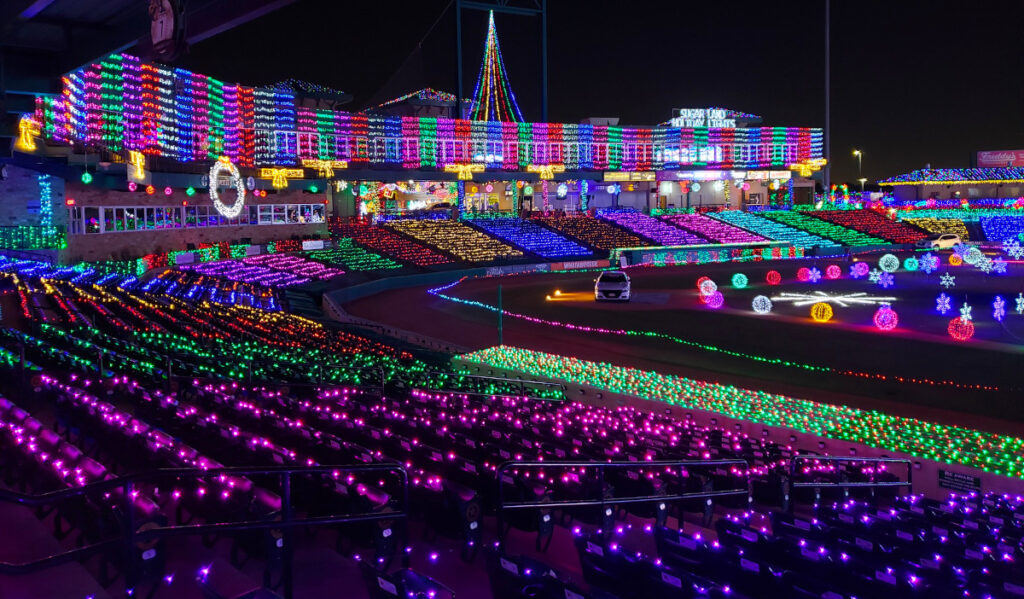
top-left (598, 210), bottom-right (708, 245)
top-left (467, 218), bottom-right (593, 258)
top-left (386, 219), bottom-right (524, 263)
top-left (241, 253), bottom-right (345, 280)
top-left (809, 210), bottom-right (928, 243)
top-left (661, 213), bottom-right (766, 244)
top-left (1, 252), bottom-right (1021, 599)
top-left (531, 215), bottom-right (653, 250)
top-left (759, 211), bottom-right (885, 246)
top-left (303, 239), bottom-right (403, 271)
top-left (708, 211), bottom-right (841, 249)
top-left (901, 217), bottom-right (970, 241)
top-left (328, 217), bottom-right (453, 266)
top-left (980, 215), bottom-right (1024, 242)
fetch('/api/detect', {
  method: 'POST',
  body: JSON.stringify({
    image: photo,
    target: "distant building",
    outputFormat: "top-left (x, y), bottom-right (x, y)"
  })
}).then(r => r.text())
top-left (878, 168), bottom-right (1024, 201)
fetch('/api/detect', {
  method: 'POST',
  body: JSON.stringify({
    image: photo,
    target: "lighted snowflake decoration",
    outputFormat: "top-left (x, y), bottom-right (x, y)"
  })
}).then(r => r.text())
top-left (993, 295), bottom-right (1006, 322)
top-left (877, 272), bottom-right (894, 288)
top-left (920, 253), bottom-right (939, 274)
top-left (807, 267), bottom-right (822, 283)
top-left (1016, 293), bottom-right (1024, 315)
top-left (940, 272), bottom-right (956, 288)
top-left (849, 262), bottom-right (869, 279)
top-left (977, 257), bottom-right (994, 274)
top-left (991, 257), bottom-right (1007, 274)
top-left (953, 244), bottom-right (971, 259)
top-left (868, 268), bottom-right (882, 283)
top-left (1011, 245), bottom-right (1024, 260)
top-left (960, 301), bottom-right (973, 322)
top-left (1002, 239), bottom-right (1019, 255)
top-left (770, 291), bottom-right (896, 307)
top-left (936, 292), bottom-right (952, 315)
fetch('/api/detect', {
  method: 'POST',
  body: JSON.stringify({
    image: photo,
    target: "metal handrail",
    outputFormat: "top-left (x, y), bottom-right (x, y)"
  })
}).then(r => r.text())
top-left (787, 455), bottom-right (913, 512)
top-left (495, 459), bottom-right (751, 545)
top-left (0, 464), bottom-right (409, 599)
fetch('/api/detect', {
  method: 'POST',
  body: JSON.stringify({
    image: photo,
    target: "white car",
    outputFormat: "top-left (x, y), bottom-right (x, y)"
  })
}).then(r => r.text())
top-left (595, 270), bottom-right (631, 302)
top-left (916, 233), bottom-right (961, 249)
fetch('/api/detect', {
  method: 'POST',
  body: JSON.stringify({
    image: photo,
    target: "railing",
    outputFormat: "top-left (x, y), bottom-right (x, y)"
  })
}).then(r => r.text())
top-left (495, 459), bottom-right (750, 550)
top-left (0, 464), bottom-right (409, 599)
top-left (786, 455), bottom-right (913, 511)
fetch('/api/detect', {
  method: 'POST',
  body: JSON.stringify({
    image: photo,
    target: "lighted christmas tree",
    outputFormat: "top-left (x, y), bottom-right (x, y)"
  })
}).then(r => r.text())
top-left (470, 11), bottom-right (525, 122)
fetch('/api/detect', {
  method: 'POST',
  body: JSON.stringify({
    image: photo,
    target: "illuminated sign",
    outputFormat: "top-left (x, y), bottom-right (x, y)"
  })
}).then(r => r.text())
top-left (603, 171), bottom-right (656, 182)
top-left (668, 108), bottom-right (737, 128)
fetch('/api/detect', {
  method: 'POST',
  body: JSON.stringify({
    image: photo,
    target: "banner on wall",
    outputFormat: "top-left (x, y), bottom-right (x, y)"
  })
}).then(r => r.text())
top-left (976, 150), bottom-right (1024, 168)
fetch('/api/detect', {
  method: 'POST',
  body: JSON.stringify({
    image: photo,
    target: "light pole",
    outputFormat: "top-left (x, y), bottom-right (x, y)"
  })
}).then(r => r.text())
top-left (853, 149), bottom-right (862, 178)
top-left (858, 178), bottom-right (867, 193)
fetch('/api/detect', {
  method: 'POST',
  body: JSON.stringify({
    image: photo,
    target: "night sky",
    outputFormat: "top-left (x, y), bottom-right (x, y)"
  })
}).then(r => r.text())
top-left (179, 0), bottom-right (1024, 184)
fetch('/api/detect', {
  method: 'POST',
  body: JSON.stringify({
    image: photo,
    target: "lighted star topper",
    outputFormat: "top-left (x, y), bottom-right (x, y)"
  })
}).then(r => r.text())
top-left (770, 291), bottom-right (897, 307)
top-left (444, 164), bottom-right (486, 180)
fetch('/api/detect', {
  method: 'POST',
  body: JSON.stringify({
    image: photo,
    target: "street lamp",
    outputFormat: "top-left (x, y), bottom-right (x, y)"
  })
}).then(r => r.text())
top-left (852, 149), bottom-right (863, 178)
top-left (858, 177), bottom-right (867, 193)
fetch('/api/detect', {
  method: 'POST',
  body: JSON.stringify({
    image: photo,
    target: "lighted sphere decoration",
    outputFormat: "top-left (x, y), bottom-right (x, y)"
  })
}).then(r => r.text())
top-left (208, 157), bottom-right (247, 218)
top-left (523, 185), bottom-right (534, 195)
top-left (145, 185), bottom-right (155, 195)
top-left (796, 267), bottom-right (812, 282)
top-left (947, 317), bottom-right (975, 341)
top-left (765, 270), bottom-right (782, 285)
top-left (964, 247), bottom-right (985, 266)
top-left (484, 183), bottom-right (494, 193)
top-left (691, 182), bottom-right (701, 192)
top-left (164, 186), bottom-right (173, 196)
top-left (751, 295), bottom-right (773, 314)
top-left (949, 254), bottom-right (963, 266)
top-left (128, 181), bottom-right (138, 192)
top-left (878, 253), bottom-right (900, 273)
top-left (731, 273), bottom-right (748, 288)
top-left (850, 262), bottom-right (870, 278)
top-left (696, 276), bottom-right (712, 290)
top-left (705, 291), bottom-right (724, 309)
top-left (81, 172), bottom-right (93, 184)
top-left (556, 183), bottom-right (568, 198)
top-left (699, 279), bottom-right (718, 296)
top-left (810, 302), bottom-right (834, 323)
top-left (903, 257), bottom-right (919, 271)
top-left (873, 305), bottom-right (898, 331)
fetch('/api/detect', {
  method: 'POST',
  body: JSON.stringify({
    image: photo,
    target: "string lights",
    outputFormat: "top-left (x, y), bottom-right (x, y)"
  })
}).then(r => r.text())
top-left (469, 11), bottom-right (525, 122)
top-left (460, 346), bottom-right (1021, 477)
